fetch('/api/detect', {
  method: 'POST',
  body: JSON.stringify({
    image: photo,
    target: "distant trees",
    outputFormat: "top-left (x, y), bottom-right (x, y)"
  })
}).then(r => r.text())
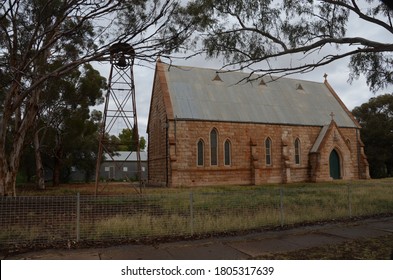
top-left (117, 128), bottom-right (146, 152)
top-left (0, 0), bottom-right (188, 196)
top-left (352, 94), bottom-right (393, 178)
top-left (99, 128), bottom-right (147, 153)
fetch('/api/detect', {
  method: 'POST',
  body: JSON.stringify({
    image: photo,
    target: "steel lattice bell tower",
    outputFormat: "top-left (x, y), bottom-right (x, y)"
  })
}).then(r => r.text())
top-left (95, 42), bottom-right (141, 194)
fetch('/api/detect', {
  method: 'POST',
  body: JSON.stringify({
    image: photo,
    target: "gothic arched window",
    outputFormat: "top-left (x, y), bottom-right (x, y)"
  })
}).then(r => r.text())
top-left (265, 137), bottom-right (272, 166)
top-left (295, 138), bottom-right (301, 165)
top-left (210, 129), bottom-right (218, 166)
top-left (197, 139), bottom-right (204, 166)
top-left (224, 139), bottom-right (231, 166)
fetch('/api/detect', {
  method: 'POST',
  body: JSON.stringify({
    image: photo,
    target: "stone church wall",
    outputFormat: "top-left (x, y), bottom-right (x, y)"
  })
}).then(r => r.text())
top-left (158, 120), bottom-right (363, 187)
top-left (147, 71), bottom-right (169, 187)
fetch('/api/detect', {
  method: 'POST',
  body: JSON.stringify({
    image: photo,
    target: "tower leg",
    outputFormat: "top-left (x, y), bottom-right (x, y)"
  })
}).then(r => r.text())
top-left (94, 45), bottom-right (141, 194)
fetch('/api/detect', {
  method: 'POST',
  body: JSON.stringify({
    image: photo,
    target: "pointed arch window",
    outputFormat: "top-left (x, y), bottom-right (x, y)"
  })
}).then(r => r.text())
top-left (224, 139), bottom-right (231, 166)
top-left (295, 138), bottom-right (301, 165)
top-left (265, 137), bottom-right (272, 166)
top-left (197, 139), bottom-right (204, 166)
top-left (210, 129), bottom-right (218, 166)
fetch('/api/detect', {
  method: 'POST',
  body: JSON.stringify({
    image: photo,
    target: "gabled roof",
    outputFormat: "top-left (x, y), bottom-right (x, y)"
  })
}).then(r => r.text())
top-left (159, 62), bottom-right (359, 128)
top-left (103, 151), bottom-right (147, 162)
top-left (310, 120), bottom-right (351, 153)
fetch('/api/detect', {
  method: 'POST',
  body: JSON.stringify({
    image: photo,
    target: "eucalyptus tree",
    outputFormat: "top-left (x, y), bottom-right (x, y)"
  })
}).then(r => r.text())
top-left (34, 64), bottom-right (105, 187)
top-left (381, 0), bottom-right (393, 10)
top-left (171, 0), bottom-right (393, 91)
top-left (352, 94), bottom-right (393, 178)
top-left (0, 0), bottom-right (188, 196)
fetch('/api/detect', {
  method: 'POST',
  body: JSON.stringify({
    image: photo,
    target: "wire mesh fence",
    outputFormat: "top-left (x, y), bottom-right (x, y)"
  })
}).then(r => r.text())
top-left (1, 185), bottom-right (392, 250)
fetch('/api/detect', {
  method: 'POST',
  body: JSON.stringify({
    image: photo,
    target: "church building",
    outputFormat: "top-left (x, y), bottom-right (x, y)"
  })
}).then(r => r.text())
top-left (147, 60), bottom-right (369, 187)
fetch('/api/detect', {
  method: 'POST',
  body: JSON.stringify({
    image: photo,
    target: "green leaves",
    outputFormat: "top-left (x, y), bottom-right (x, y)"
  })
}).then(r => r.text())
top-left (113, 128), bottom-right (146, 152)
top-left (77, 64), bottom-right (106, 106)
top-left (349, 52), bottom-right (393, 93)
top-left (352, 94), bottom-right (393, 178)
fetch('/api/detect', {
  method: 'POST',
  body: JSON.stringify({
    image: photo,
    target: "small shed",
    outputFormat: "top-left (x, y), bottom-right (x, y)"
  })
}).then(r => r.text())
top-left (99, 151), bottom-right (147, 181)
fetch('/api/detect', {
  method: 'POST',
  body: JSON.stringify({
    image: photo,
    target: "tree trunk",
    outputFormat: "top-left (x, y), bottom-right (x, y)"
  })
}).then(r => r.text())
top-left (53, 145), bottom-right (63, 187)
top-left (34, 130), bottom-right (45, 190)
top-left (0, 155), bottom-right (7, 196)
top-left (5, 170), bottom-right (18, 197)
top-left (0, 147), bottom-right (22, 197)
top-left (0, 99), bottom-right (11, 196)
top-left (53, 158), bottom-right (61, 187)
top-left (0, 90), bottom-right (40, 196)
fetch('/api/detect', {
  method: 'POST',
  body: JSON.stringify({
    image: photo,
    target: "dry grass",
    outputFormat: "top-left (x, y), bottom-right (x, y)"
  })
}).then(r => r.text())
top-left (80, 182), bottom-right (392, 240)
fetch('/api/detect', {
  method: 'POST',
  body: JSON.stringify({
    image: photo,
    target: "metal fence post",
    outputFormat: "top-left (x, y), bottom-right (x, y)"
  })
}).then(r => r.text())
top-left (189, 192), bottom-right (194, 235)
top-left (280, 187), bottom-right (284, 227)
top-left (347, 185), bottom-right (352, 218)
top-left (76, 192), bottom-right (80, 242)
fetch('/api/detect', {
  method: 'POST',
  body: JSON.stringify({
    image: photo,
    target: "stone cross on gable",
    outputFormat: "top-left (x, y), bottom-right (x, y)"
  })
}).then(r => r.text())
top-left (330, 112), bottom-right (335, 121)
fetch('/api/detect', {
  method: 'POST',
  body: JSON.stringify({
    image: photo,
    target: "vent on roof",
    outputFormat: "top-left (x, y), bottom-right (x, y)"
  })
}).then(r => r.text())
top-left (212, 72), bottom-right (223, 82)
top-left (296, 83), bottom-right (304, 91)
top-left (259, 78), bottom-right (267, 86)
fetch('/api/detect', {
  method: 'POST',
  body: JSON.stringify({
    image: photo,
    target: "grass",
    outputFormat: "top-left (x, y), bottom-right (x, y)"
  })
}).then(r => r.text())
top-left (2, 178), bottom-right (392, 249)
top-left (14, 177), bottom-right (393, 196)
top-left (87, 214), bottom-right (189, 239)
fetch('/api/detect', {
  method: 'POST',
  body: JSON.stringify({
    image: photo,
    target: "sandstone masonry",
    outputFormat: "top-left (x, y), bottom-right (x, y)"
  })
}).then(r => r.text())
top-left (147, 61), bottom-right (370, 187)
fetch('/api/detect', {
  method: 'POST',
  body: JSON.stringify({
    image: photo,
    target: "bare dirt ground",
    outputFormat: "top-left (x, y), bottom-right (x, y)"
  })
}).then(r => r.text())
top-left (255, 234), bottom-right (393, 260)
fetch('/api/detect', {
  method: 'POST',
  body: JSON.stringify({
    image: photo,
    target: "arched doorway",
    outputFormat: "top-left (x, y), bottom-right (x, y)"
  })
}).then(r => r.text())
top-left (329, 149), bottom-right (341, 179)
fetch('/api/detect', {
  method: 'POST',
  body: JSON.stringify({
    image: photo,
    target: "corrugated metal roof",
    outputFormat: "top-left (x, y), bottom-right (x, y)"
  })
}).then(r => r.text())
top-left (163, 64), bottom-right (358, 128)
top-left (103, 151), bottom-right (147, 162)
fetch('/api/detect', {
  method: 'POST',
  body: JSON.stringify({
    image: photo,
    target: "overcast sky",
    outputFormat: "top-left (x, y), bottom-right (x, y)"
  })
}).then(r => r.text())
top-left (92, 1), bottom-right (393, 143)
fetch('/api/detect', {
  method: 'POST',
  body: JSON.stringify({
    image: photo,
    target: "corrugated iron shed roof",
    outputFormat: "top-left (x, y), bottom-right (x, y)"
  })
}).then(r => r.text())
top-left (163, 64), bottom-right (358, 128)
top-left (103, 151), bottom-right (147, 162)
